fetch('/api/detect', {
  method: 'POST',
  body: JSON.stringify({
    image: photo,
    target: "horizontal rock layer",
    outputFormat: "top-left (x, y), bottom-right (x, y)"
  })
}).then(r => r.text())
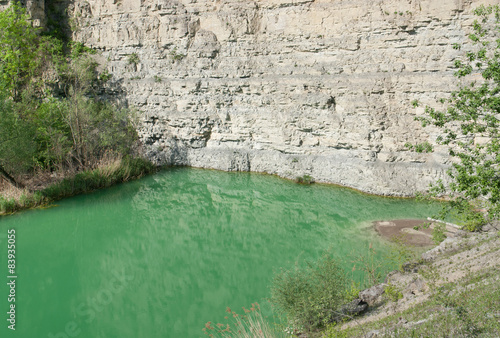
top-left (46, 0), bottom-right (500, 195)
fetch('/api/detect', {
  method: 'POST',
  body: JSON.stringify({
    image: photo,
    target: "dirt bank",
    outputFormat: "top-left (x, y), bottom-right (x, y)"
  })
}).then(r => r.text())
top-left (374, 219), bottom-right (458, 246)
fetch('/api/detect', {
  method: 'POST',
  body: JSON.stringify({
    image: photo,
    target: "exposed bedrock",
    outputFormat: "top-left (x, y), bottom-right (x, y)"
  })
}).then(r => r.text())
top-left (58, 0), bottom-right (498, 195)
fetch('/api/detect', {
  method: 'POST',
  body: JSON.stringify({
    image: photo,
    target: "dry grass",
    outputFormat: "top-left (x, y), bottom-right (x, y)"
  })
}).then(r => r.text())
top-left (0, 179), bottom-right (47, 215)
top-left (96, 153), bottom-right (124, 178)
top-left (203, 303), bottom-right (286, 338)
top-left (0, 179), bottom-right (26, 200)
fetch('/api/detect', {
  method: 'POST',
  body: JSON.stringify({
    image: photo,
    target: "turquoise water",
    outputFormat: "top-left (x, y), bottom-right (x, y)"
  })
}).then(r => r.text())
top-left (0, 168), bottom-right (439, 337)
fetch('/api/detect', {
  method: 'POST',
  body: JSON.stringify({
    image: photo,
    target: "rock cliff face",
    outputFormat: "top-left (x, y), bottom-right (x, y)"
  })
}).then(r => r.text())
top-left (42, 0), bottom-right (500, 195)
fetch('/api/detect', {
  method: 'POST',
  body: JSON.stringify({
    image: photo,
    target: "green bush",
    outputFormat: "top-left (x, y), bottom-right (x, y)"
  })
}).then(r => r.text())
top-left (384, 283), bottom-right (403, 302)
top-left (459, 208), bottom-right (486, 232)
top-left (0, 197), bottom-right (17, 214)
top-left (0, 191), bottom-right (47, 214)
top-left (0, 4), bottom-right (141, 182)
top-left (350, 244), bottom-right (384, 287)
top-left (270, 253), bottom-right (349, 331)
top-left (432, 223), bottom-right (447, 244)
top-left (295, 175), bottom-right (314, 184)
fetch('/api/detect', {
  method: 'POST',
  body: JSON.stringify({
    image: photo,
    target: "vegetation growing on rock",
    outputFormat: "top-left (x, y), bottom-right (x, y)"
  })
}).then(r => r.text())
top-left (0, 2), bottom-right (153, 213)
top-left (409, 5), bottom-right (500, 231)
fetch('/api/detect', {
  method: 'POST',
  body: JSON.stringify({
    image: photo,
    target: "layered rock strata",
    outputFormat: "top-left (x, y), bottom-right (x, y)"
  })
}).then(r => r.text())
top-left (26, 0), bottom-right (500, 195)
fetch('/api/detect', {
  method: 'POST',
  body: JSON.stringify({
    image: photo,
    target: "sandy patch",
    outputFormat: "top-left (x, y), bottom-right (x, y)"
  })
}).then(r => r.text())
top-left (374, 219), bottom-right (434, 246)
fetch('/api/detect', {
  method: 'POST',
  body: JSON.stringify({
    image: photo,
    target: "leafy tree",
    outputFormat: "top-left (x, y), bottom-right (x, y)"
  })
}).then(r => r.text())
top-left (0, 95), bottom-right (36, 187)
top-left (54, 50), bottom-right (137, 170)
top-left (411, 5), bottom-right (500, 230)
top-left (0, 1), bottom-right (39, 100)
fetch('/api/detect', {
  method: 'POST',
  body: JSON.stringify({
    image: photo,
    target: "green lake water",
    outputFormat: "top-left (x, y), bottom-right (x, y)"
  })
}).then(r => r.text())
top-left (0, 168), bottom-right (440, 337)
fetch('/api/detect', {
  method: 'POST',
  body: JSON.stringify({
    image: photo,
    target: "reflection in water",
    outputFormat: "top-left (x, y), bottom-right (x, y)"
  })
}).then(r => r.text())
top-left (0, 168), bottom-right (439, 337)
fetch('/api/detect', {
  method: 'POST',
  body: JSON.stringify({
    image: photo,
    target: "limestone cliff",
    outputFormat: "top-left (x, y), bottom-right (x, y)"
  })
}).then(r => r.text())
top-left (22, 0), bottom-right (500, 195)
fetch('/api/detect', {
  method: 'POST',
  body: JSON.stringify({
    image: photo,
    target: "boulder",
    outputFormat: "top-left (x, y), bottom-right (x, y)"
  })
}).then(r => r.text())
top-left (333, 299), bottom-right (368, 322)
top-left (359, 283), bottom-right (387, 306)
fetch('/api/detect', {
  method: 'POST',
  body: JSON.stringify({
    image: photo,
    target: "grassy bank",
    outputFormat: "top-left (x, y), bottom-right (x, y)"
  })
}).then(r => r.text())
top-left (0, 156), bottom-right (155, 215)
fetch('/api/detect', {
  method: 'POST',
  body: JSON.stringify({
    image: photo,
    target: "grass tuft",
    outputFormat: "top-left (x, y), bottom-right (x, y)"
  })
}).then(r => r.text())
top-left (202, 303), bottom-right (286, 338)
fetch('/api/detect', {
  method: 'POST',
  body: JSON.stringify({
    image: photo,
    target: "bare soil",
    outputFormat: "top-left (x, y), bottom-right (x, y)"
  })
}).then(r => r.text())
top-left (374, 219), bottom-right (458, 246)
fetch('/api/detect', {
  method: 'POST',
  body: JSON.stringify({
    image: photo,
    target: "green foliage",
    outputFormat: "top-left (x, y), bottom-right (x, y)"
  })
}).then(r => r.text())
top-left (59, 94), bottom-right (137, 169)
top-left (386, 234), bottom-right (418, 271)
top-left (15, 49), bottom-right (136, 172)
top-left (0, 191), bottom-right (47, 214)
top-left (345, 281), bottom-right (361, 301)
top-left (0, 157), bottom-right (154, 214)
top-left (351, 244), bottom-right (384, 287)
top-left (0, 3), bottom-right (149, 213)
top-left (331, 269), bottom-right (500, 337)
top-left (127, 53), bottom-right (140, 65)
top-left (69, 41), bottom-right (95, 59)
top-left (169, 47), bottom-right (186, 61)
top-left (0, 95), bottom-right (37, 174)
top-left (324, 321), bottom-right (351, 338)
top-left (58, 49), bottom-right (101, 96)
top-left (461, 211), bottom-right (486, 232)
top-left (384, 283), bottom-right (403, 302)
top-left (0, 196), bottom-right (18, 214)
top-left (0, 2), bottom-right (40, 100)
top-left (431, 222), bottom-right (447, 244)
top-left (295, 175), bottom-right (314, 184)
top-left (0, 1), bottom-right (142, 187)
top-left (270, 252), bottom-right (349, 331)
top-left (411, 5), bottom-right (500, 228)
top-left (404, 141), bottom-right (433, 153)
top-left (99, 69), bottom-right (112, 82)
